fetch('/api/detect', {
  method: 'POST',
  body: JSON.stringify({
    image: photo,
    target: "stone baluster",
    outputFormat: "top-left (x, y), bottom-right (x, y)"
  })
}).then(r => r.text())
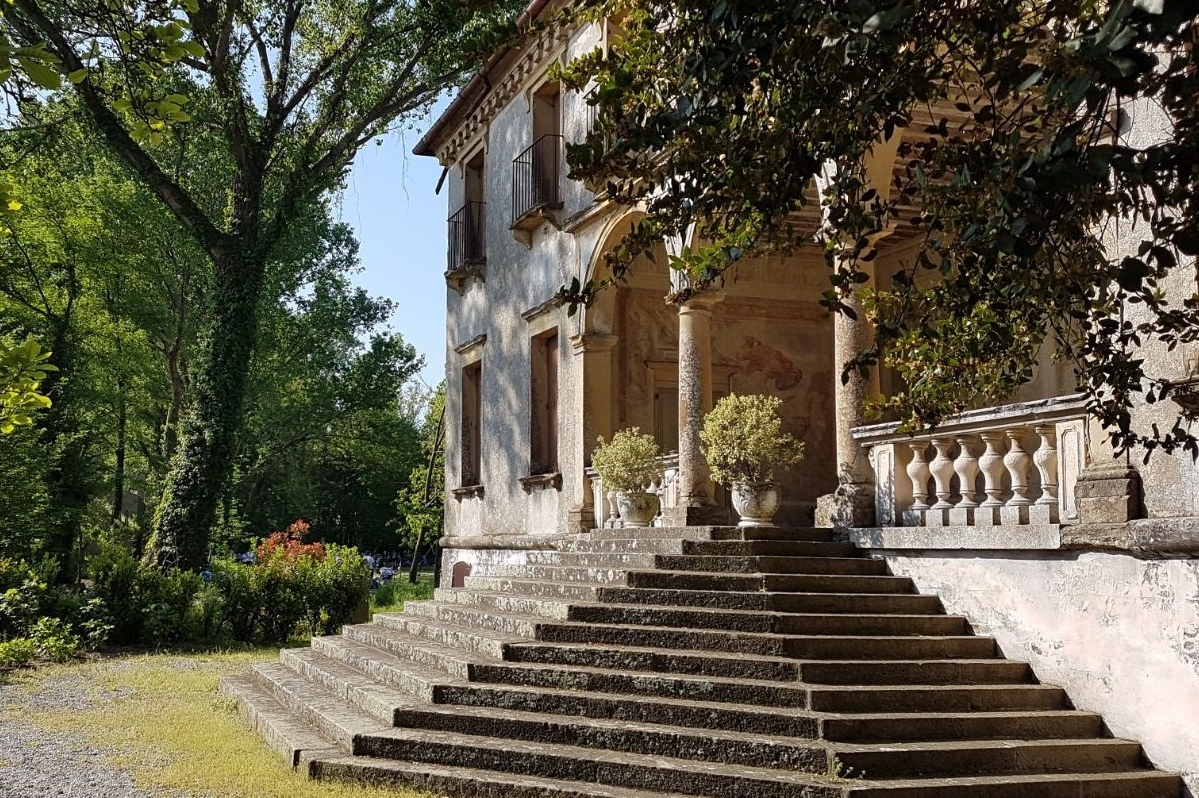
top-left (977, 431), bottom-right (1007, 525)
top-left (1001, 427), bottom-right (1033, 524)
top-left (1031, 424), bottom-right (1059, 524)
top-left (902, 441), bottom-right (931, 526)
top-left (927, 438), bottom-right (956, 525)
top-left (606, 489), bottom-right (621, 528)
top-left (950, 435), bottom-right (980, 525)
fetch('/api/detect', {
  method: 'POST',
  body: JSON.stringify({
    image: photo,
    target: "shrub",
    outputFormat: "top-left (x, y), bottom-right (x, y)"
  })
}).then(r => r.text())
top-left (591, 427), bottom-right (662, 492)
top-left (30, 617), bottom-right (81, 662)
top-left (0, 638), bottom-right (37, 669)
top-left (213, 522), bottom-right (370, 645)
top-left (88, 544), bottom-right (202, 645)
top-left (701, 394), bottom-right (805, 485)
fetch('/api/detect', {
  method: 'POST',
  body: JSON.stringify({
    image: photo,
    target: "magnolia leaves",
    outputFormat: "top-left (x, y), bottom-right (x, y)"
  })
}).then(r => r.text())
top-left (0, 336), bottom-right (57, 434)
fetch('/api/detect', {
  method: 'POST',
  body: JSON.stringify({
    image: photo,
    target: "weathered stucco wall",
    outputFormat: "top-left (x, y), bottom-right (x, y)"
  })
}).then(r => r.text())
top-left (881, 550), bottom-right (1199, 791)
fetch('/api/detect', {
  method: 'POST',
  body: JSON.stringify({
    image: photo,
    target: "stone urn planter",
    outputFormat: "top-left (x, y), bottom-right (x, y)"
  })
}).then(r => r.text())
top-left (617, 490), bottom-right (660, 528)
top-left (731, 482), bottom-right (781, 527)
top-left (591, 427), bottom-right (664, 531)
top-left (702, 394), bottom-right (805, 528)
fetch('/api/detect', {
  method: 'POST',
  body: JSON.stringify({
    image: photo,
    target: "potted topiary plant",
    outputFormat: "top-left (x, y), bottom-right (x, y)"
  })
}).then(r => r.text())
top-left (591, 427), bottom-right (663, 527)
top-left (701, 393), bottom-right (805, 527)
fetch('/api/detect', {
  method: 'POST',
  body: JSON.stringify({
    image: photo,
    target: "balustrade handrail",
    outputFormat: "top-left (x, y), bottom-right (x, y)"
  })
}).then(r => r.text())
top-left (850, 394), bottom-right (1087, 446)
top-left (511, 134), bottom-right (564, 225)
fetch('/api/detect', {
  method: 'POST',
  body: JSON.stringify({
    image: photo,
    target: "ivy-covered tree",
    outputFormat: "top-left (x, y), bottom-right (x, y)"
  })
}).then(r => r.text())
top-left (561, 0), bottom-right (1199, 460)
top-left (4, 0), bottom-right (523, 568)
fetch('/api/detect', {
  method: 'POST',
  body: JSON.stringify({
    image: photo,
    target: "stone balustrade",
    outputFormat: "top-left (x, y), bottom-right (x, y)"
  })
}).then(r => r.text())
top-left (585, 453), bottom-right (680, 528)
top-left (851, 395), bottom-right (1088, 527)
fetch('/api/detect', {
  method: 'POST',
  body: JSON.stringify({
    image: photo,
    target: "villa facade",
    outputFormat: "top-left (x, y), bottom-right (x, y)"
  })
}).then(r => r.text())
top-left (413, 4), bottom-right (1199, 788)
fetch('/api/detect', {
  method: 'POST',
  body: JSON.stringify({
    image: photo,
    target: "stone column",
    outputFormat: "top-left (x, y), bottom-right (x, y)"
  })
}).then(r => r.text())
top-left (568, 331), bottom-right (618, 533)
top-left (670, 289), bottom-right (727, 526)
top-left (816, 282), bottom-right (880, 527)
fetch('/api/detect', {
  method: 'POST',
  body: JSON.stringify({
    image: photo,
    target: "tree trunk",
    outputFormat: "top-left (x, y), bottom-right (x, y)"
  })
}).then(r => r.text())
top-left (150, 244), bottom-right (266, 570)
top-left (111, 375), bottom-right (127, 520)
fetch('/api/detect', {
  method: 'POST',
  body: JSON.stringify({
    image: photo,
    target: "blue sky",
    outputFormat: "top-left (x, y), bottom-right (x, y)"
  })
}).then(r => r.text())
top-left (341, 108), bottom-right (449, 389)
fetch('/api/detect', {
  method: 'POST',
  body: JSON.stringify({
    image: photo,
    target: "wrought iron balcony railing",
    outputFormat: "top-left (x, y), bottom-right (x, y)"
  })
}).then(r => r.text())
top-left (447, 201), bottom-right (486, 275)
top-left (511, 134), bottom-right (564, 227)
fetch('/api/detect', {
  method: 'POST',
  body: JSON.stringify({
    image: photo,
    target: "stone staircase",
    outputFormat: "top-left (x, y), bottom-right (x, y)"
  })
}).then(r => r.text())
top-left (220, 526), bottom-right (1183, 797)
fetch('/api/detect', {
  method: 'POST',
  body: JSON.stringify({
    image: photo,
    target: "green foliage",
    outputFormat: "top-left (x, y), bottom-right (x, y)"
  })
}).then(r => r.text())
top-left (563, 0), bottom-right (1199, 459)
top-left (29, 616), bottom-right (81, 662)
top-left (371, 576), bottom-right (435, 614)
top-left (88, 543), bottom-right (203, 645)
top-left (701, 394), bottom-right (805, 486)
top-left (212, 530), bottom-right (370, 645)
top-left (0, 638), bottom-right (37, 669)
top-left (591, 427), bottom-right (663, 492)
top-left (395, 384), bottom-right (445, 556)
top-left (0, 335), bottom-right (56, 433)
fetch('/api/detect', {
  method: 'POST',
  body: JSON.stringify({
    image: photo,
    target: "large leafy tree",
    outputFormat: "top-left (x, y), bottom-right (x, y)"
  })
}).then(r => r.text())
top-left (562, 0), bottom-right (1199, 459)
top-left (4, 0), bottom-right (522, 568)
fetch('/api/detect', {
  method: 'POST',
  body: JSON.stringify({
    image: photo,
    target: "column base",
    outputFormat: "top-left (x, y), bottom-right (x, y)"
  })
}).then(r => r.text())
top-left (664, 504), bottom-right (732, 527)
top-left (1076, 464), bottom-right (1142, 524)
top-left (816, 483), bottom-right (876, 528)
top-left (568, 504), bottom-right (596, 535)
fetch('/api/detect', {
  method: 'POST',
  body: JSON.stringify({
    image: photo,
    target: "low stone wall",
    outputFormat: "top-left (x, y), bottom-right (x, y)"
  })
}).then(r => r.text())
top-left (870, 545), bottom-right (1199, 792)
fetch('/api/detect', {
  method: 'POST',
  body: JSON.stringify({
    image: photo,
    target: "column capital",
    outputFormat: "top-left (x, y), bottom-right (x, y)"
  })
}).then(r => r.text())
top-left (678, 289), bottom-right (726, 315)
top-left (570, 332), bottom-right (618, 354)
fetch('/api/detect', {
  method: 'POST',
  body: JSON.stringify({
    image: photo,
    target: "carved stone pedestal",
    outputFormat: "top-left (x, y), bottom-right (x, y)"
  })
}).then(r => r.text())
top-left (815, 482), bottom-right (877, 529)
top-left (1075, 464), bottom-right (1142, 524)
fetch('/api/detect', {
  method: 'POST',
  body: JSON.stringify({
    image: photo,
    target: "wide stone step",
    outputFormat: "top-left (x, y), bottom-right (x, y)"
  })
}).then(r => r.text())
top-left (311, 756), bottom-right (703, 798)
top-left (564, 604), bottom-right (967, 636)
top-left (278, 647), bottom-right (442, 721)
top-left (596, 587), bottom-right (943, 615)
top-left (466, 660), bottom-right (815, 707)
top-left (218, 673), bottom-right (342, 767)
top-left (582, 526), bottom-right (832, 542)
top-left (528, 551), bottom-right (659, 568)
top-left (534, 622), bottom-right (998, 660)
top-left (503, 640), bottom-right (806, 682)
top-left (653, 555), bottom-right (889, 575)
top-left (308, 635), bottom-right (468, 700)
top-left (796, 659), bottom-right (1032, 685)
top-left (843, 771), bottom-right (1181, 798)
top-left (433, 588), bottom-right (573, 619)
top-left (625, 570), bottom-right (914, 593)
top-left (371, 613), bottom-right (520, 657)
top-left (435, 681), bottom-right (822, 737)
top-left (332, 724), bottom-right (842, 798)
top-left (491, 563), bottom-right (632, 584)
top-left (368, 701), bottom-right (830, 771)
top-left (462, 576), bottom-right (603, 600)
top-left (248, 660), bottom-right (391, 747)
top-left (808, 683), bottom-right (1066, 713)
top-left (341, 622), bottom-right (481, 680)
top-left (833, 738), bottom-right (1144, 779)
top-left (401, 601), bottom-right (549, 636)
top-left (680, 540), bottom-right (859, 557)
top-left (821, 710), bottom-right (1106, 742)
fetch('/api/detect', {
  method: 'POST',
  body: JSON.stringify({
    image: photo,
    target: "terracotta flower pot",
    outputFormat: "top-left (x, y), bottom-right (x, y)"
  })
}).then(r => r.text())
top-left (731, 482), bottom-right (781, 527)
top-left (617, 490), bottom-right (660, 528)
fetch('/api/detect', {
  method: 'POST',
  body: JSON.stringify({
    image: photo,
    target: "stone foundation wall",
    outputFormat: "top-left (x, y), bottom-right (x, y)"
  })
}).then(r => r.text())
top-left (878, 549), bottom-right (1199, 791)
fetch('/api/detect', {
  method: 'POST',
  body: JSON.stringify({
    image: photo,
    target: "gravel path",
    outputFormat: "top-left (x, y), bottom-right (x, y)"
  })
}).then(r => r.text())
top-left (0, 672), bottom-right (171, 798)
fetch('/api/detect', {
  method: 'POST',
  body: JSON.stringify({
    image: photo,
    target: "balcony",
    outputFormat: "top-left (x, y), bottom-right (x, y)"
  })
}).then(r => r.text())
top-left (446, 201), bottom-right (485, 293)
top-left (511, 134), bottom-right (563, 242)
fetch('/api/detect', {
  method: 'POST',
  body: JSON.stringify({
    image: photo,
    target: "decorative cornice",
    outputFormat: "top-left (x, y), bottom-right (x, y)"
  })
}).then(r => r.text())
top-left (454, 333), bottom-right (487, 356)
top-left (432, 22), bottom-right (572, 167)
top-left (521, 295), bottom-right (565, 322)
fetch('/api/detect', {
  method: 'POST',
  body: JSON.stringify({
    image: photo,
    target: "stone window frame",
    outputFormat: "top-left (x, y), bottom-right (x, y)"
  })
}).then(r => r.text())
top-left (453, 335), bottom-right (486, 500)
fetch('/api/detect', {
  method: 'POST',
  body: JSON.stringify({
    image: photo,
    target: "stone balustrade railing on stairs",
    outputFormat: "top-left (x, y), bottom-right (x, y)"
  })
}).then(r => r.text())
top-left (585, 453), bottom-right (680, 528)
top-left (851, 395), bottom-right (1088, 528)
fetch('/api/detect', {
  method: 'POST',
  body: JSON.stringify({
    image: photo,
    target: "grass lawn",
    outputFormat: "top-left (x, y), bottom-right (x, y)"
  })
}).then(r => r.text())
top-left (0, 574), bottom-right (439, 798)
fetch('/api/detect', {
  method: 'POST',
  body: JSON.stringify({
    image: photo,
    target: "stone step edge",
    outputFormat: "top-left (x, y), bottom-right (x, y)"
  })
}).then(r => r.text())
top-left (218, 673), bottom-right (342, 769)
top-left (311, 755), bottom-right (716, 798)
top-left (428, 590), bottom-right (961, 623)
